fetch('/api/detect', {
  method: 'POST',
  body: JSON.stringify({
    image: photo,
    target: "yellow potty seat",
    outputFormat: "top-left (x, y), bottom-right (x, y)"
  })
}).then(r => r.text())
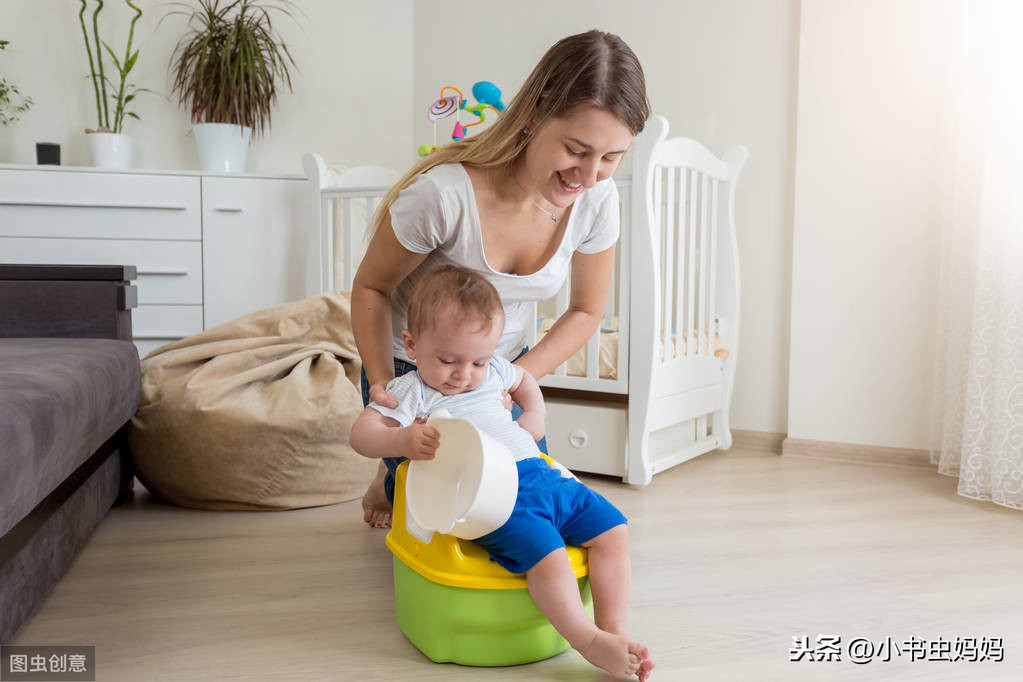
top-left (386, 458), bottom-right (592, 666)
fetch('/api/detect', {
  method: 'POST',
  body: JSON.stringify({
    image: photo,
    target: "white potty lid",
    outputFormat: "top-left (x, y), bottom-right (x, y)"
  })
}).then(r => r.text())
top-left (405, 409), bottom-right (516, 543)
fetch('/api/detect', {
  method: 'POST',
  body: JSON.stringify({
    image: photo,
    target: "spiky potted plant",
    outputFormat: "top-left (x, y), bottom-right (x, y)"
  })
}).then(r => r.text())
top-left (168, 0), bottom-right (296, 173)
top-left (78, 0), bottom-right (151, 168)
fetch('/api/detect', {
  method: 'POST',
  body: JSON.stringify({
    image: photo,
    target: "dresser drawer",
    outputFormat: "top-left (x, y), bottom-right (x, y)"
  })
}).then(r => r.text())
top-left (0, 170), bottom-right (201, 240)
top-left (544, 398), bottom-right (627, 477)
top-left (132, 305), bottom-right (204, 359)
top-left (0, 237), bottom-right (203, 305)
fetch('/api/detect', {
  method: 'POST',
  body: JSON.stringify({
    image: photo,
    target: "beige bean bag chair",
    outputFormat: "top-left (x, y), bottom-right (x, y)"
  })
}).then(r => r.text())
top-left (129, 291), bottom-right (377, 510)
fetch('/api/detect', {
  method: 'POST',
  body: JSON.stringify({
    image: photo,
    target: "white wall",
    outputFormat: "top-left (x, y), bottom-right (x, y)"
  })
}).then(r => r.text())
top-left (0, 0), bottom-right (413, 174)
top-left (788, 0), bottom-right (953, 449)
top-left (1, 0), bottom-right (976, 451)
top-left (1, 0), bottom-right (800, 437)
top-left (415, 0), bottom-right (801, 434)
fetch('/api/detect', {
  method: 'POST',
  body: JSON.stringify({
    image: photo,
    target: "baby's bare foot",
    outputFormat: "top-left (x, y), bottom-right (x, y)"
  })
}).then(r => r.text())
top-left (637, 649), bottom-right (655, 682)
top-left (361, 477), bottom-right (392, 528)
top-left (628, 639), bottom-right (655, 681)
top-left (577, 630), bottom-right (642, 680)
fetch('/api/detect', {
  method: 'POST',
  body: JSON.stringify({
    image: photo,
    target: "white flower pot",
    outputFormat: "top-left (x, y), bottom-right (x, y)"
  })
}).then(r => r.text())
top-left (88, 132), bottom-right (132, 169)
top-left (193, 123), bottom-right (252, 173)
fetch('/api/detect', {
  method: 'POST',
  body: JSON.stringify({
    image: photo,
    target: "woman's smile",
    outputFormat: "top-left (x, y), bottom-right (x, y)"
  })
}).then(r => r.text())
top-left (557, 171), bottom-right (583, 193)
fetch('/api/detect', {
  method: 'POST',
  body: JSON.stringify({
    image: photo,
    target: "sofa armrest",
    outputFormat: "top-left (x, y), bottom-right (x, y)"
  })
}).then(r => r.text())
top-left (0, 264), bottom-right (138, 341)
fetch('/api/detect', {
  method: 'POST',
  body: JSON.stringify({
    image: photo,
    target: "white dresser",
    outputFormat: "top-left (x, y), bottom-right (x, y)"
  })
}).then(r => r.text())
top-left (0, 165), bottom-right (310, 358)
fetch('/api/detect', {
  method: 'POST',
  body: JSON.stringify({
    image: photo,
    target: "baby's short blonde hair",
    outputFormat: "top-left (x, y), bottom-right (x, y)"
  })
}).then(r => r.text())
top-left (406, 265), bottom-right (503, 337)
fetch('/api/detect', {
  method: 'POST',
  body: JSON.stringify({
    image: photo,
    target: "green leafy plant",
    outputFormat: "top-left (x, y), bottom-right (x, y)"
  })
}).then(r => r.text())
top-left (167, 0), bottom-right (297, 137)
top-left (0, 40), bottom-right (33, 126)
top-left (78, 0), bottom-right (153, 133)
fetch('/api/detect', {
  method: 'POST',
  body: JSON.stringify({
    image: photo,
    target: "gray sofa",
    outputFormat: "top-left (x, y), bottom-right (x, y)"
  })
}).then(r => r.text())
top-left (0, 264), bottom-right (140, 643)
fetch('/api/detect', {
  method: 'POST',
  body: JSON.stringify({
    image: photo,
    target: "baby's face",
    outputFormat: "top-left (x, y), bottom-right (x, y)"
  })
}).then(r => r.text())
top-left (404, 308), bottom-right (503, 396)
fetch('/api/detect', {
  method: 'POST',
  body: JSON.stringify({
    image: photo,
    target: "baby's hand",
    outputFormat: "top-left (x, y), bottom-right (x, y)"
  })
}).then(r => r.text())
top-left (400, 418), bottom-right (440, 460)
top-left (515, 411), bottom-right (546, 442)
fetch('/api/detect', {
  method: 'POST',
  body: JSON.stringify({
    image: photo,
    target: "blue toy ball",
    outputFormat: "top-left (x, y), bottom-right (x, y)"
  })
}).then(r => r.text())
top-left (472, 81), bottom-right (505, 112)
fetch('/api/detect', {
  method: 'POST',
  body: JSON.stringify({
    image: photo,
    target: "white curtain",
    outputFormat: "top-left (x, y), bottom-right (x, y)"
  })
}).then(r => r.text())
top-left (930, 0), bottom-right (1023, 509)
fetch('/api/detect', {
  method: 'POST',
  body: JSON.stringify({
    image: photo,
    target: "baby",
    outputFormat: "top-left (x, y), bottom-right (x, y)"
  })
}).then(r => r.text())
top-left (350, 264), bottom-right (654, 681)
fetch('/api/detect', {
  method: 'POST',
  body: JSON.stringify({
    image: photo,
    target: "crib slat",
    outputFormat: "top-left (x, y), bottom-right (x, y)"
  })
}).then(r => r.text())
top-left (698, 174), bottom-right (710, 355)
top-left (336, 198), bottom-right (351, 291)
top-left (328, 198), bottom-right (336, 290)
top-left (662, 167), bottom-right (674, 363)
top-left (351, 198), bottom-right (361, 290)
top-left (616, 185), bottom-right (630, 384)
top-left (324, 199), bottom-right (335, 292)
top-left (586, 329), bottom-right (600, 379)
top-left (709, 179), bottom-right (720, 356)
top-left (606, 216), bottom-right (617, 333)
top-left (686, 170), bottom-right (698, 356)
top-left (675, 168), bottom-right (687, 363)
top-left (651, 166), bottom-right (663, 363)
top-left (554, 282), bottom-right (570, 376)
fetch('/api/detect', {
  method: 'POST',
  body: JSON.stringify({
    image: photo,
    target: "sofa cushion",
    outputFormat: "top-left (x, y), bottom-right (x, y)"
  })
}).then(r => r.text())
top-left (0, 338), bottom-right (140, 538)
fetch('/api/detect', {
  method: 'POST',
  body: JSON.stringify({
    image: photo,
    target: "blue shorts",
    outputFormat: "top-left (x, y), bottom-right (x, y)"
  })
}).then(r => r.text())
top-left (473, 457), bottom-right (628, 575)
top-left (360, 350), bottom-right (548, 504)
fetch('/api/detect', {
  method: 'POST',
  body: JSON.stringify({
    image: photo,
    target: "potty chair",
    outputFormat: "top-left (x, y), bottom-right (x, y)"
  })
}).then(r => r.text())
top-left (385, 411), bottom-right (591, 666)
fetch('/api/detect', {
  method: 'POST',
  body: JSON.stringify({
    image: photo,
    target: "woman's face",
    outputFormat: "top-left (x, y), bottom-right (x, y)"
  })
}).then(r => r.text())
top-left (518, 106), bottom-right (635, 209)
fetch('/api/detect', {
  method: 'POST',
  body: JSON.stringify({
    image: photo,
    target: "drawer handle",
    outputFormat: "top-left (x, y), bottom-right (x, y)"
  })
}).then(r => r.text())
top-left (0, 200), bottom-right (187, 211)
top-left (214, 206), bottom-right (243, 213)
top-left (569, 428), bottom-right (588, 448)
top-left (137, 267), bottom-right (188, 276)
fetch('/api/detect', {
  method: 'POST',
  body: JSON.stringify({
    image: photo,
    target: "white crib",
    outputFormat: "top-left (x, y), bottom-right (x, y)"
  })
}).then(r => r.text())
top-left (303, 115), bottom-right (747, 485)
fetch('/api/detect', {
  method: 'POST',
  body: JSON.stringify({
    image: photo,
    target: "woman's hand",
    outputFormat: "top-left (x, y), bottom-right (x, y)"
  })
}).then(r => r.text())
top-left (369, 383), bottom-right (398, 409)
top-left (399, 419), bottom-right (440, 460)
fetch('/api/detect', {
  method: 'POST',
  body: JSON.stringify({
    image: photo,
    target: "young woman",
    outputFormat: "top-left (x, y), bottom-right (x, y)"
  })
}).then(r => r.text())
top-left (353, 29), bottom-right (650, 530)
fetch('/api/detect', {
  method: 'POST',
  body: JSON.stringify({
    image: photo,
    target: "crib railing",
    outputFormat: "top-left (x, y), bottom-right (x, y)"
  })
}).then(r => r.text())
top-left (303, 153), bottom-right (401, 294)
top-left (315, 166), bottom-right (732, 399)
top-left (317, 186), bottom-right (387, 292)
top-left (652, 161), bottom-right (721, 363)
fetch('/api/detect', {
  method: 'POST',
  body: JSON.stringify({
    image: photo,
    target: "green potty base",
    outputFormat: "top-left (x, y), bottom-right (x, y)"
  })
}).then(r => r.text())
top-left (393, 557), bottom-right (593, 666)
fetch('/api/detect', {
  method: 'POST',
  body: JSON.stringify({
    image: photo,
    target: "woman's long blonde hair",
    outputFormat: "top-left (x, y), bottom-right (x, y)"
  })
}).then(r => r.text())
top-left (372, 30), bottom-right (650, 234)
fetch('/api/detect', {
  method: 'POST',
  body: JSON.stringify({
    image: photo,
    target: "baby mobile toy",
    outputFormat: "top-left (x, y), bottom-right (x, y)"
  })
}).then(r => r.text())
top-left (417, 81), bottom-right (505, 157)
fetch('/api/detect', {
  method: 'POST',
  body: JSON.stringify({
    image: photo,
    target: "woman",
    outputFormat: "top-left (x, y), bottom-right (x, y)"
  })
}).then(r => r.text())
top-left (354, 29), bottom-right (650, 529)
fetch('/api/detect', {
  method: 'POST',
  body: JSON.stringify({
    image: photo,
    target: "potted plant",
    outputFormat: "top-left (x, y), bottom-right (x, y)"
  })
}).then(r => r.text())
top-left (78, 0), bottom-right (152, 168)
top-left (0, 40), bottom-right (33, 128)
top-left (168, 0), bottom-right (297, 173)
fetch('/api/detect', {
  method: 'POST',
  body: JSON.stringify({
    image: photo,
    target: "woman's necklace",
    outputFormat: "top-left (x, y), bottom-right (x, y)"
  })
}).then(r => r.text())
top-left (530, 198), bottom-right (559, 223)
top-left (504, 168), bottom-right (560, 223)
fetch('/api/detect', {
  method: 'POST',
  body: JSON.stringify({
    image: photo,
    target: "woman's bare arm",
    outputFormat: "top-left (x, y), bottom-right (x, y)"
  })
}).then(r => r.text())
top-left (508, 366), bottom-right (547, 440)
top-left (351, 212), bottom-right (429, 406)
top-left (514, 245), bottom-right (615, 381)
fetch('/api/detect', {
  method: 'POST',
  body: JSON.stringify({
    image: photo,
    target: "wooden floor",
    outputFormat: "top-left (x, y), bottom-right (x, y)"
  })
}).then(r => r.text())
top-left (13, 448), bottom-right (1023, 681)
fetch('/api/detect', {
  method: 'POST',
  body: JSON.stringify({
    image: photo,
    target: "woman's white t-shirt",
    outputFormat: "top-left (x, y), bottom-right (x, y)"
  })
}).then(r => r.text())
top-left (387, 162), bottom-right (620, 363)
